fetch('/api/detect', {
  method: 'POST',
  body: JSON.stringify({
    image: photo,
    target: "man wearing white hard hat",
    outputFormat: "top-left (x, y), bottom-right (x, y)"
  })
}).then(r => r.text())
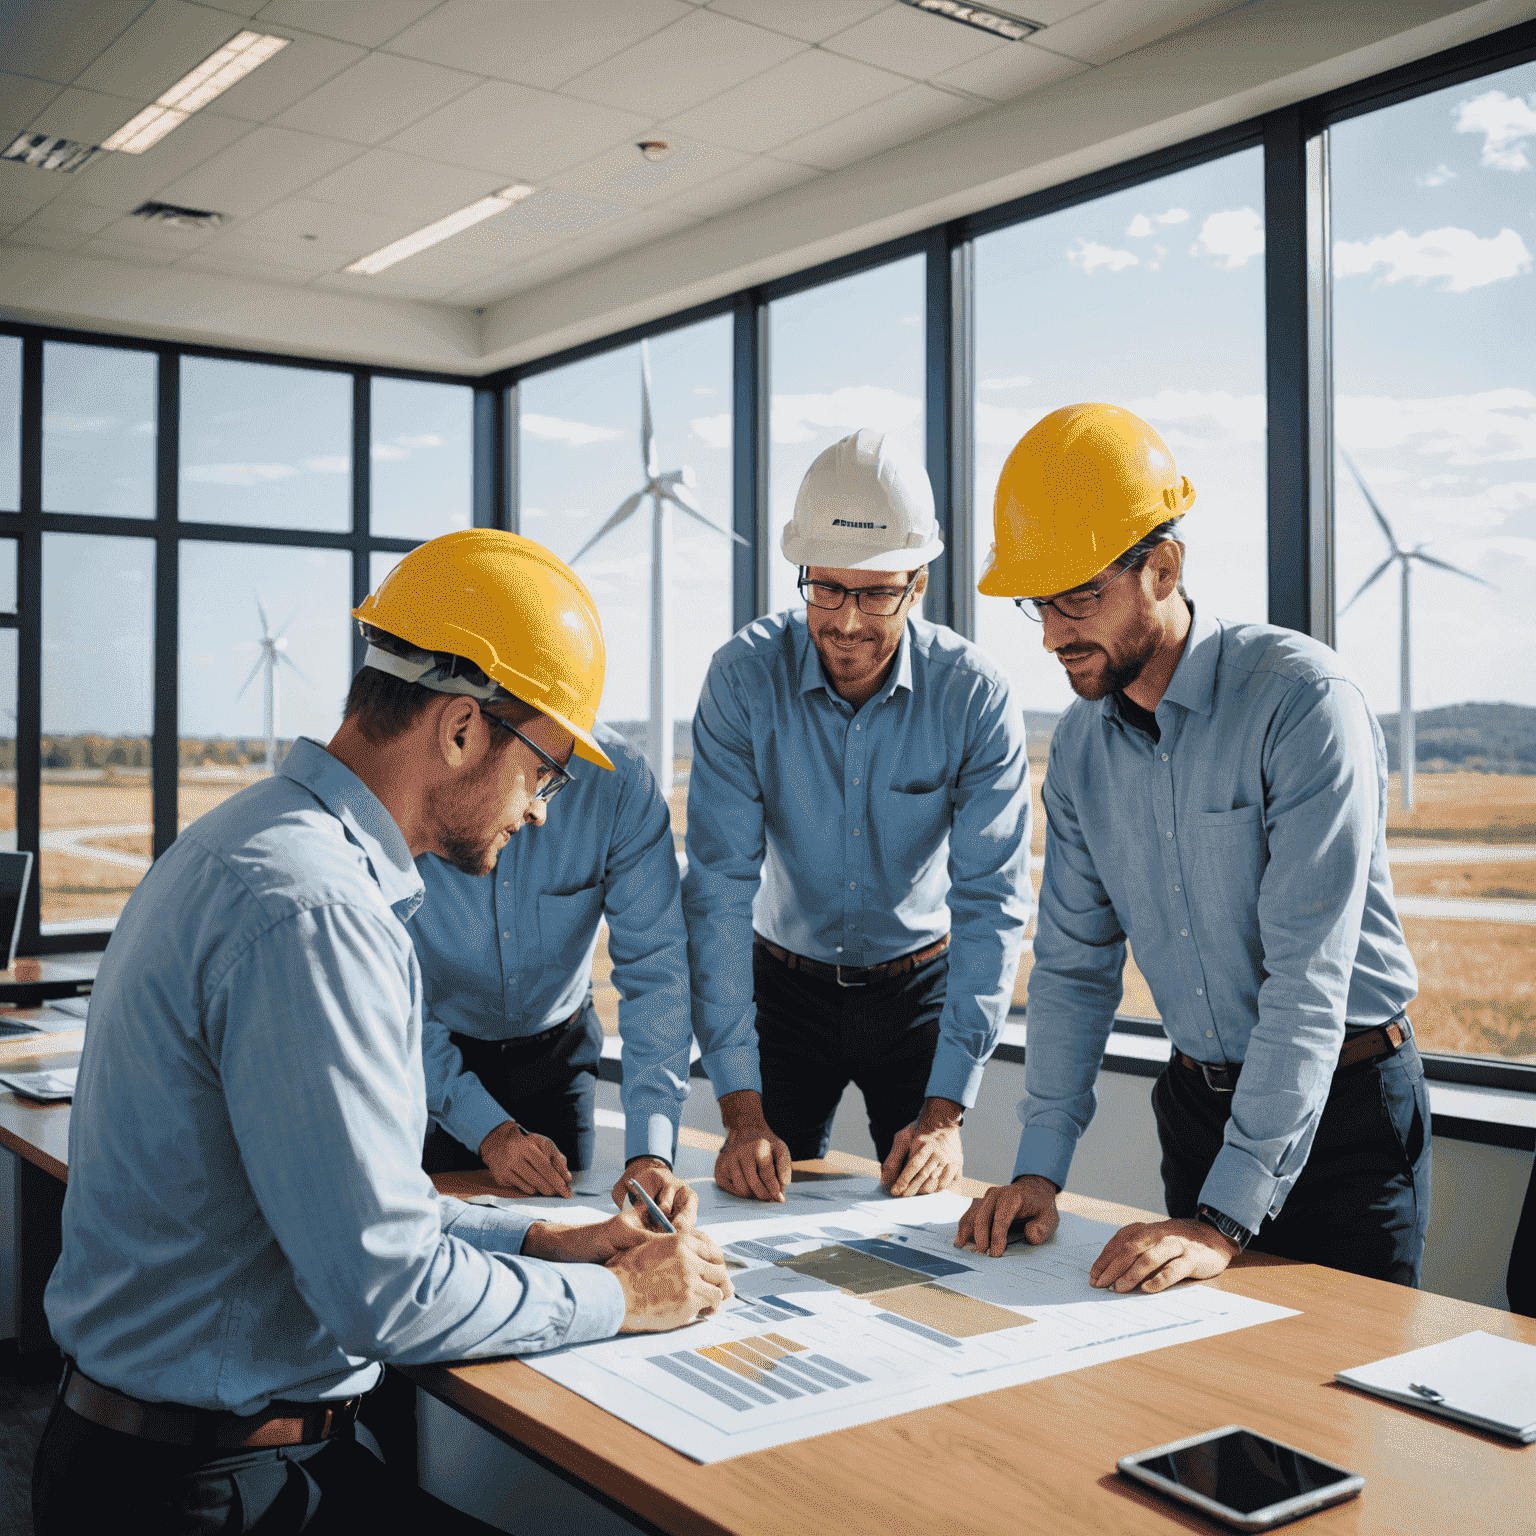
top-left (682, 430), bottom-right (1032, 1200)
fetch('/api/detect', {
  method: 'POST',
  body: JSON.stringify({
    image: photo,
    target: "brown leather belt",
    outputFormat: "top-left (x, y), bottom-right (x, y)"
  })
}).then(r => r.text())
top-left (63, 1365), bottom-right (361, 1450)
top-left (1177, 1017), bottom-right (1411, 1094)
top-left (754, 932), bottom-right (949, 989)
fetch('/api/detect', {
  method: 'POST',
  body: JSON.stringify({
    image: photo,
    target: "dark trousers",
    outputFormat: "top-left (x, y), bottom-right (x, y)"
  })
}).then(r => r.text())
top-left (754, 941), bottom-right (948, 1164)
top-left (1152, 1035), bottom-right (1432, 1287)
top-left (1508, 1150), bottom-right (1536, 1318)
top-left (422, 996), bottom-right (603, 1174)
top-left (32, 1395), bottom-right (499, 1534)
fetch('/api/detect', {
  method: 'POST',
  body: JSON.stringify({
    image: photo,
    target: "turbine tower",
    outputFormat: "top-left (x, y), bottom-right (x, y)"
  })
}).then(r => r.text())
top-left (1340, 454), bottom-right (1492, 813)
top-left (234, 598), bottom-right (308, 774)
top-left (570, 340), bottom-right (745, 792)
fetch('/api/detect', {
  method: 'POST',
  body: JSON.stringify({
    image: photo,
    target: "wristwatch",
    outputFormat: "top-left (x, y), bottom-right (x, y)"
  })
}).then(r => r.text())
top-left (1196, 1204), bottom-right (1253, 1251)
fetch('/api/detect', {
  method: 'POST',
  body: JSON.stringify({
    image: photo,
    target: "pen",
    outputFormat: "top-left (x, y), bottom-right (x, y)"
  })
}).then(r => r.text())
top-left (627, 1176), bottom-right (677, 1234)
top-left (1408, 1383), bottom-right (1445, 1402)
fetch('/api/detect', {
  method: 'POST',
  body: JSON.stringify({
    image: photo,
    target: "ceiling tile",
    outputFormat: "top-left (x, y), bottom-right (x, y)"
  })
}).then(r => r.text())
top-left (13, 201), bottom-right (121, 236)
top-left (220, 195), bottom-right (410, 268)
top-left (274, 51), bottom-right (478, 144)
top-left (57, 109), bottom-right (253, 212)
top-left (156, 123), bottom-right (362, 215)
top-left (0, 1), bottom-right (154, 86)
top-left (0, 192), bottom-right (56, 227)
top-left (0, 160), bottom-right (74, 214)
top-left (657, 155), bottom-right (818, 221)
top-left (932, 40), bottom-right (1086, 100)
top-left (560, 9), bottom-right (804, 119)
top-left (0, 74), bottom-right (63, 134)
top-left (312, 267), bottom-right (473, 300)
top-left (552, 137), bottom-right (750, 209)
top-left (822, 5), bottom-right (1010, 78)
top-left (383, 0), bottom-right (691, 90)
top-left (1033, 0), bottom-right (1247, 66)
top-left (1010, 0), bottom-right (1111, 22)
top-left (252, 0), bottom-right (444, 49)
top-left (663, 48), bottom-right (907, 154)
top-left (382, 80), bottom-right (651, 183)
top-left (775, 82), bottom-right (981, 171)
top-left (176, 250), bottom-right (315, 285)
top-left (705, 0), bottom-right (887, 45)
top-left (204, 30), bottom-right (367, 122)
top-left (79, 235), bottom-right (182, 265)
top-left (194, 0), bottom-right (265, 15)
top-left (93, 211), bottom-right (223, 250)
top-left (5, 226), bottom-right (90, 251)
top-left (179, 233), bottom-right (327, 272)
top-left (449, 188), bottom-right (629, 249)
top-left (24, 86), bottom-right (146, 144)
top-left (301, 148), bottom-right (507, 220)
top-left (75, 0), bottom-right (251, 100)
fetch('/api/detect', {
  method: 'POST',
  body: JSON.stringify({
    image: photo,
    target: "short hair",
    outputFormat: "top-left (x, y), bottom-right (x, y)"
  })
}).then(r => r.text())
top-left (344, 627), bottom-right (541, 745)
top-left (1120, 518), bottom-right (1188, 599)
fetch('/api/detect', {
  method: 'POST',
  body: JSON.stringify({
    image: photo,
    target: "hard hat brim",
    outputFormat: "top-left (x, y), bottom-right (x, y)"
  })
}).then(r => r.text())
top-left (781, 532), bottom-right (945, 572)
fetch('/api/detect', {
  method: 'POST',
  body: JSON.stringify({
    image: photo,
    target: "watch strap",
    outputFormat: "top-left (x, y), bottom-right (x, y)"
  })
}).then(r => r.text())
top-left (1197, 1204), bottom-right (1253, 1250)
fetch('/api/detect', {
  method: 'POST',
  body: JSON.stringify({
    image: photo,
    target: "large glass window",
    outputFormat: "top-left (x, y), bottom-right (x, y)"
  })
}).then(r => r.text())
top-left (179, 543), bottom-right (353, 832)
top-left (1330, 60), bottom-right (1536, 1062)
top-left (767, 257), bottom-right (926, 618)
top-left (0, 629), bottom-right (15, 880)
top-left (41, 534), bottom-right (155, 933)
top-left (971, 147), bottom-right (1269, 1023)
top-left (0, 335), bottom-right (19, 512)
top-left (42, 343), bottom-right (157, 519)
top-left (370, 377), bottom-right (474, 540)
top-left (180, 358), bottom-right (351, 532)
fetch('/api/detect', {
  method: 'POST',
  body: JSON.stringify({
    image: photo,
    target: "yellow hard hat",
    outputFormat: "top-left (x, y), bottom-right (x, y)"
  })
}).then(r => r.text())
top-left (354, 529), bottom-right (614, 770)
top-left (978, 403), bottom-right (1195, 598)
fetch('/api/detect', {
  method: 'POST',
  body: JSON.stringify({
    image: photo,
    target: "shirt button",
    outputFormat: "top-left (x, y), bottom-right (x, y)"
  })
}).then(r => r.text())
top-left (1166, 831), bottom-right (1174, 840)
top-left (1162, 753), bottom-right (1169, 762)
top-left (1206, 1030), bottom-right (1214, 1038)
top-left (853, 828), bottom-right (860, 836)
top-left (1196, 988), bottom-right (1203, 996)
top-left (836, 946), bottom-right (843, 953)
top-left (849, 882), bottom-right (857, 890)
top-left (502, 930), bottom-right (510, 939)
top-left (1174, 884), bottom-right (1181, 892)
top-left (1180, 929), bottom-right (1188, 937)
top-left (852, 778), bottom-right (860, 785)
top-left (855, 724), bottom-right (861, 731)
top-left (502, 880), bottom-right (510, 888)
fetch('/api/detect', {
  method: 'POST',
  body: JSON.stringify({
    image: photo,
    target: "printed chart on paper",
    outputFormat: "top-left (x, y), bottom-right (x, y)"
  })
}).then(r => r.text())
top-left (516, 1177), bottom-right (1297, 1462)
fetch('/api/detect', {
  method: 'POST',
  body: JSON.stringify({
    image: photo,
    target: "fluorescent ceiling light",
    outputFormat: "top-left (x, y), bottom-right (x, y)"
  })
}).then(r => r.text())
top-left (345, 185), bottom-right (538, 276)
top-left (103, 31), bottom-right (288, 154)
top-left (899, 0), bottom-right (1042, 40)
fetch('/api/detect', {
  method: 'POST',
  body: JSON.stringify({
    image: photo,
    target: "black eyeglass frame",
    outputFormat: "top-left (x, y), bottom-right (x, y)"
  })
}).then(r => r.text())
top-left (480, 704), bottom-right (575, 801)
top-left (797, 569), bottom-right (922, 617)
top-left (1013, 551), bottom-right (1151, 623)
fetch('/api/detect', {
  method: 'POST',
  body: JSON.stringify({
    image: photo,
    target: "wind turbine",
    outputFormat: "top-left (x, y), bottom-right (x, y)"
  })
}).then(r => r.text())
top-left (1339, 454), bottom-right (1493, 813)
top-left (570, 340), bottom-right (745, 792)
top-left (234, 598), bottom-right (308, 774)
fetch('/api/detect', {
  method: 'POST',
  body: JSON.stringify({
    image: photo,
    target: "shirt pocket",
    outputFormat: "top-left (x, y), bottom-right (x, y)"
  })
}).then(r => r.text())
top-left (1183, 805), bottom-right (1267, 966)
top-left (537, 885), bottom-right (605, 973)
top-left (885, 784), bottom-right (952, 867)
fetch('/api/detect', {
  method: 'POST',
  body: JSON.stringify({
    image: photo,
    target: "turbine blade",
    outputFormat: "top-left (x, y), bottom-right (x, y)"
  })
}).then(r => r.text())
top-left (254, 595), bottom-right (271, 638)
top-left (277, 651), bottom-right (312, 686)
top-left (1340, 555), bottom-right (1395, 614)
top-left (663, 487), bottom-right (749, 546)
top-left (233, 656), bottom-right (264, 701)
top-left (1412, 551), bottom-right (1496, 588)
top-left (274, 605), bottom-right (302, 641)
top-left (1340, 453), bottom-right (1399, 552)
top-left (640, 340), bottom-right (657, 479)
top-left (571, 490), bottom-right (646, 564)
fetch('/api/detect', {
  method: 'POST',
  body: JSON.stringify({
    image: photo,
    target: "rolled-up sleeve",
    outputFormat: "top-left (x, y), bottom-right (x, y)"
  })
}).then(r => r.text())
top-left (682, 658), bottom-right (768, 1098)
top-left (1014, 732), bottom-right (1126, 1187)
top-left (215, 906), bottom-right (624, 1362)
top-left (1197, 678), bottom-right (1381, 1233)
top-left (925, 680), bottom-right (1032, 1108)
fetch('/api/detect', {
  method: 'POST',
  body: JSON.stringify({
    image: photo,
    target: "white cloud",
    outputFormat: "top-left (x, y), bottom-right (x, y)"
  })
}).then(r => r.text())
top-left (1067, 239), bottom-right (1139, 274)
top-left (303, 455), bottom-right (349, 472)
top-left (1126, 214), bottom-right (1154, 238)
top-left (182, 463), bottom-right (297, 486)
top-left (1333, 225), bottom-right (1531, 292)
top-left (1123, 389), bottom-right (1266, 445)
top-left (369, 443), bottom-right (409, 461)
top-left (1417, 163), bottom-right (1458, 188)
top-left (396, 434), bottom-right (444, 448)
top-left (1420, 473), bottom-right (1467, 487)
top-left (769, 385), bottom-right (921, 444)
top-left (1189, 207), bottom-right (1264, 269)
top-left (521, 412), bottom-right (624, 447)
top-left (693, 386), bottom-right (717, 397)
top-left (1459, 535), bottom-right (1536, 567)
top-left (1126, 208), bottom-right (1187, 237)
top-left (1488, 481), bottom-right (1536, 510)
top-left (979, 375), bottom-right (1032, 391)
top-left (691, 413), bottom-right (731, 450)
top-left (1337, 390), bottom-right (1536, 465)
top-left (1454, 88), bottom-right (1536, 171)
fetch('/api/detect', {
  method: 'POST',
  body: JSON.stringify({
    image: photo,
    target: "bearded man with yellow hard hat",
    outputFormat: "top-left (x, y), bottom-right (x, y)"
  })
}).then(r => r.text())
top-left (683, 430), bottom-right (1032, 1202)
top-left (957, 404), bottom-right (1427, 1294)
top-left (35, 532), bottom-right (732, 1534)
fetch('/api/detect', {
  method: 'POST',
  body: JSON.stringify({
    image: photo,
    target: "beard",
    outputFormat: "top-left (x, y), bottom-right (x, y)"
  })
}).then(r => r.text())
top-left (1060, 630), bottom-right (1159, 700)
top-left (427, 752), bottom-right (510, 876)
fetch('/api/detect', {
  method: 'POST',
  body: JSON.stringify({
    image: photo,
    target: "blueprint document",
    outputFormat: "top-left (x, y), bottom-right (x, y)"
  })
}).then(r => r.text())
top-left (523, 1189), bottom-right (1297, 1463)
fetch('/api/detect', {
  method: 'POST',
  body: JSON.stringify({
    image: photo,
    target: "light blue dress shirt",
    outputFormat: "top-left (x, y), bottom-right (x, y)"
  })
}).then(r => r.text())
top-left (1016, 605), bottom-right (1418, 1235)
top-left (45, 738), bottom-right (624, 1415)
top-left (683, 610), bottom-right (1033, 1108)
top-left (413, 724), bottom-right (691, 1165)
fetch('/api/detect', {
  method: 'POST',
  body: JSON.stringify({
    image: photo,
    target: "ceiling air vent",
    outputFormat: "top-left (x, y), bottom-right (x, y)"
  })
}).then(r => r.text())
top-left (2, 134), bottom-right (105, 174)
top-left (131, 201), bottom-right (225, 230)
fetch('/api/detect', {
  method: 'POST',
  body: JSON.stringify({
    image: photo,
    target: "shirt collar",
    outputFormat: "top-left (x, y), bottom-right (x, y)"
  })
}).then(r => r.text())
top-left (279, 738), bottom-right (425, 921)
top-left (794, 614), bottom-right (915, 706)
top-left (1097, 601), bottom-right (1220, 727)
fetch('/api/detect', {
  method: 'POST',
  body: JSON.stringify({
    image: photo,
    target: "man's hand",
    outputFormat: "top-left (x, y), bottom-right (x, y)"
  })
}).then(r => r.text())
top-left (610, 1229), bottom-right (736, 1332)
top-left (955, 1174), bottom-right (1060, 1257)
top-left (713, 1090), bottom-right (792, 1202)
top-left (1088, 1217), bottom-right (1239, 1294)
top-left (523, 1208), bottom-right (654, 1266)
top-left (478, 1119), bottom-right (572, 1198)
top-left (880, 1098), bottom-right (965, 1197)
top-left (611, 1156), bottom-right (699, 1231)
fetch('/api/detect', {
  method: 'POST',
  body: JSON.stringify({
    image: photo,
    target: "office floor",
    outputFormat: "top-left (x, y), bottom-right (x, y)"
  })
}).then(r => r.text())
top-left (0, 1347), bottom-right (57, 1534)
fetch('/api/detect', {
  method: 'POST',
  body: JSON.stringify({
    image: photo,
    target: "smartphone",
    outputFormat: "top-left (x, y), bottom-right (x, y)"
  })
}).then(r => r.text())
top-left (1118, 1425), bottom-right (1364, 1530)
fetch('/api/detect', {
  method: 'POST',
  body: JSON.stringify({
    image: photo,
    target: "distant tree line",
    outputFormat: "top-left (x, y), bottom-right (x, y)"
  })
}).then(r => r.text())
top-left (0, 737), bottom-right (293, 771)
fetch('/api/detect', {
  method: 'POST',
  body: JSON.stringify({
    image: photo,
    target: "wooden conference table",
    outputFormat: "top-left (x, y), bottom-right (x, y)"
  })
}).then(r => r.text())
top-left (3, 1035), bottom-right (1532, 1536)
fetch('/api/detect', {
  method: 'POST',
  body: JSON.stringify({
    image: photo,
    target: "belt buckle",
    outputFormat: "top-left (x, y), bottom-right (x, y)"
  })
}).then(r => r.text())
top-left (1201, 1062), bottom-right (1235, 1094)
top-left (834, 965), bottom-right (867, 989)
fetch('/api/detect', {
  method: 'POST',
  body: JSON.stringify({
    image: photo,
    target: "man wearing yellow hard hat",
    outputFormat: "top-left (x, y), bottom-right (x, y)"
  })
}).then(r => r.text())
top-left (958, 404), bottom-right (1427, 1292)
top-left (684, 430), bottom-right (1032, 1202)
top-left (35, 531), bottom-right (733, 1533)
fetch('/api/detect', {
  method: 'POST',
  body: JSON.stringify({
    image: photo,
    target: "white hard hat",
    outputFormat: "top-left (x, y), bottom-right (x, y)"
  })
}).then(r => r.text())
top-left (781, 429), bottom-right (944, 571)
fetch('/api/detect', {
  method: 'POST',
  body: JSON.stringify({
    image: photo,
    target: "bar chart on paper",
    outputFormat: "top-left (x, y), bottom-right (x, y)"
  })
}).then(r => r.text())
top-left (525, 1195), bottom-right (1297, 1462)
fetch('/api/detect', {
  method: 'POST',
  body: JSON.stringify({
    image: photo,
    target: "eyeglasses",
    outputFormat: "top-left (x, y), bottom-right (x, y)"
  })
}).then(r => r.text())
top-left (797, 570), bottom-right (920, 617)
top-left (480, 705), bottom-right (574, 802)
top-left (1014, 554), bottom-right (1147, 623)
